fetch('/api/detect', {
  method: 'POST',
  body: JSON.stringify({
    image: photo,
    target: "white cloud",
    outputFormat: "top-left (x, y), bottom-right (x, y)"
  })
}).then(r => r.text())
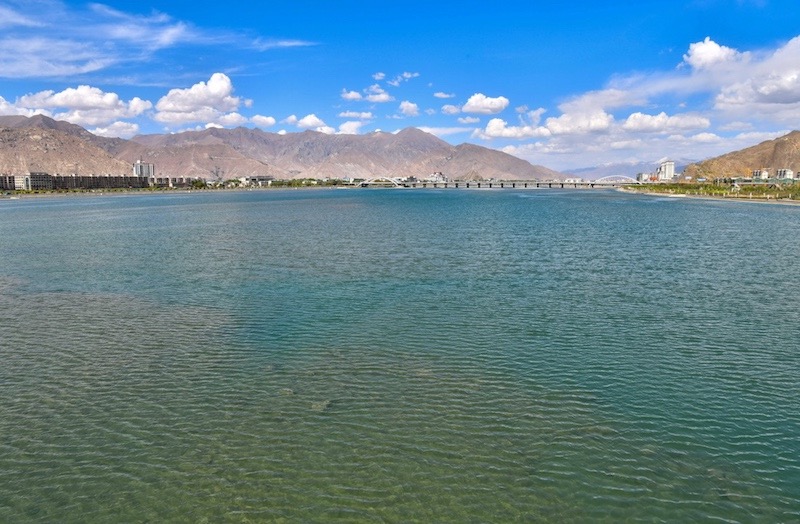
top-left (338, 111), bottom-right (373, 119)
top-left (434, 92), bottom-right (455, 99)
top-left (338, 121), bottom-right (364, 134)
top-left (252, 38), bottom-right (315, 51)
top-left (216, 112), bottom-right (248, 127)
top-left (341, 89), bottom-right (363, 101)
top-left (365, 84), bottom-right (394, 103)
top-left (399, 100), bottom-right (419, 117)
top-left (441, 104), bottom-right (460, 115)
top-left (462, 93), bottom-right (510, 114)
top-left (458, 116), bottom-right (480, 124)
top-left (545, 110), bottom-right (614, 135)
top-left (283, 113), bottom-right (334, 134)
top-left (297, 114), bottom-right (326, 128)
top-left (15, 85), bottom-right (152, 127)
top-left (90, 121), bottom-right (140, 138)
top-left (373, 72), bottom-right (386, 80)
top-left (623, 112), bottom-right (710, 133)
top-left (683, 37), bottom-right (745, 71)
top-left (387, 71), bottom-right (419, 87)
top-left (251, 115), bottom-right (276, 127)
top-left (0, 37), bottom-right (115, 78)
top-left (689, 132), bottom-right (721, 143)
top-left (476, 118), bottom-right (551, 139)
top-left (558, 88), bottom-right (642, 113)
top-left (154, 73), bottom-right (240, 125)
top-left (416, 126), bottom-right (473, 137)
top-left (0, 6), bottom-right (45, 28)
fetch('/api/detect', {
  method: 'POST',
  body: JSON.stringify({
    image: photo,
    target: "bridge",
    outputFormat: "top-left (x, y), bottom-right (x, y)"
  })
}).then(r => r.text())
top-left (367, 178), bottom-right (640, 189)
top-left (360, 177), bottom-right (403, 187)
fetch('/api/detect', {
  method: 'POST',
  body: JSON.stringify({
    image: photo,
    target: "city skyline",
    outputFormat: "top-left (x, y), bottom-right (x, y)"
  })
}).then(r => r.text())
top-left (2, 0), bottom-right (800, 170)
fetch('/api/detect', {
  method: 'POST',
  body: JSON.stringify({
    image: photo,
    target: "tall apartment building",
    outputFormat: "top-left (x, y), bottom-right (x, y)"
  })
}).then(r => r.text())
top-left (133, 159), bottom-right (155, 179)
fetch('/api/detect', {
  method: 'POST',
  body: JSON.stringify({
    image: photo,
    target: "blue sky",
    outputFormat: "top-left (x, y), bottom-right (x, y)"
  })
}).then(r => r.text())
top-left (2, 0), bottom-right (800, 171)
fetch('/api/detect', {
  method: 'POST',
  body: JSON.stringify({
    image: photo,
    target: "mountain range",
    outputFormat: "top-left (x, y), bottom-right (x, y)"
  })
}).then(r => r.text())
top-left (683, 131), bottom-right (800, 179)
top-left (0, 115), bottom-right (564, 181)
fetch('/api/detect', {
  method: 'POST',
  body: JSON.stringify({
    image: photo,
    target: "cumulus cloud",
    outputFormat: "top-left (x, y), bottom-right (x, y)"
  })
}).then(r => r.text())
top-left (338, 121), bottom-right (364, 134)
top-left (251, 115), bottom-right (276, 128)
top-left (154, 73), bottom-right (240, 125)
top-left (282, 113), bottom-right (334, 133)
top-left (545, 110), bottom-right (614, 135)
top-left (365, 84), bottom-right (394, 103)
top-left (623, 112), bottom-right (710, 133)
top-left (297, 114), bottom-right (326, 128)
top-left (683, 37), bottom-right (745, 71)
top-left (15, 85), bottom-right (152, 127)
top-left (441, 104), bottom-right (460, 115)
top-left (476, 118), bottom-right (551, 139)
top-left (462, 93), bottom-right (510, 114)
top-left (399, 100), bottom-right (419, 117)
top-left (458, 116), bottom-right (480, 124)
top-left (90, 121), bottom-right (140, 138)
top-left (216, 112), bottom-right (248, 127)
top-left (341, 89), bottom-right (362, 101)
top-left (373, 72), bottom-right (386, 80)
top-left (434, 92), bottom-right (455, 99)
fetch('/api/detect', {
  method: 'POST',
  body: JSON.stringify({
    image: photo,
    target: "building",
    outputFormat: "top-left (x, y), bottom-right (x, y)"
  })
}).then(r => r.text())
top-left (777, 169), bottom-right (794, 180)
top-left (133, 159), bottom-right (155, 178)
top-left (752, 169), bottom-right (769, 180)
top-left (239, 175), bottom-right (274, 187)
top-left (655, 160), bottom-right (675, 181)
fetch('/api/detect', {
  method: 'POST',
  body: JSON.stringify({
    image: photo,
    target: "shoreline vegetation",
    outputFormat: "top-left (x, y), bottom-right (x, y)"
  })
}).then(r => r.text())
top-left (620, 182), bottom-right (800, 204)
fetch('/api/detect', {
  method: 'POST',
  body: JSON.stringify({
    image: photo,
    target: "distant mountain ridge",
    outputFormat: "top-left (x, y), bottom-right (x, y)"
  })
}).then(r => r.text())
top-left (684, 131), bottom-right (800, 179)
top-left (0, 115), bottom-right (565, 181)
top-left (567, 159), bottom-right (696, 180)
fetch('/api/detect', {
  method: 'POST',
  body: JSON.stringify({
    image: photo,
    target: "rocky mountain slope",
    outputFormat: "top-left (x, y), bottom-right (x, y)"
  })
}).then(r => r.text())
top-left (684, 130), bottom-right (800, 179)
top-left (0, 115), bottom-right (565, 181)
top-left (0, 123), bottom-right (131, 176)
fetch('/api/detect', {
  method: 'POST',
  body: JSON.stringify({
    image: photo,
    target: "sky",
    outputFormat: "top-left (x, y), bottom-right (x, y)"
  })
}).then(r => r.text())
top-left (2, 0), bottom-right (800, 172)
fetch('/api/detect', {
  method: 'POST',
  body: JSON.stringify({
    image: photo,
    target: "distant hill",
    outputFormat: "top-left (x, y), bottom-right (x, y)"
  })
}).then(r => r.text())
top-left (0, 124), bottom-right (130, 176)
top-left (0, 116), bottom-right (566, 181)
top-left (684, 131), bottom-right (800, 179)
top-left (567, 159), bottom-right (695, 180)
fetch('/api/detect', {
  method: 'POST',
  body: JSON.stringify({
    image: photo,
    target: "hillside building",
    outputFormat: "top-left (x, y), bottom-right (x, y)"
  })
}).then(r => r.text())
top-left (776, 168), bottom-right (794, 179)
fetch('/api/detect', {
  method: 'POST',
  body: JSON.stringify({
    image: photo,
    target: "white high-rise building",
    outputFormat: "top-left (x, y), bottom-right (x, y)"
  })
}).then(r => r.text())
top-left (655, 160), bottom-right (675, 181)
top-left (133, 159), bottom-right (155, 178)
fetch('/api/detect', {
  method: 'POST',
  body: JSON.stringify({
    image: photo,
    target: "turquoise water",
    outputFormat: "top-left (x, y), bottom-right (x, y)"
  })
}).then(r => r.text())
top-left (1, 189), bottom-right (798, 522)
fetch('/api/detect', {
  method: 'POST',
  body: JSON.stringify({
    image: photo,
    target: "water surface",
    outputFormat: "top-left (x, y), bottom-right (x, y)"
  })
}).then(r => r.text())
top-left (1, 189), bottom-right (798, 522)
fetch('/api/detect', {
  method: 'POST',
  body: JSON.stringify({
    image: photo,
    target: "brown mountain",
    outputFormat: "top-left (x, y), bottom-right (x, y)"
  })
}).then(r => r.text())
top-left (0, 115), bottom-right (565, 181)
top-left (684, 130), bottom-right (800, 179)
top-left (0, 124), bottom-right (130, 176)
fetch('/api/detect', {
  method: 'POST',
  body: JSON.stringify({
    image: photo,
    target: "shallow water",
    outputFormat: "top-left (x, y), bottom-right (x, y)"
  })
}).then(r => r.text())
top-left (1, 189), bottom-right (798, 522)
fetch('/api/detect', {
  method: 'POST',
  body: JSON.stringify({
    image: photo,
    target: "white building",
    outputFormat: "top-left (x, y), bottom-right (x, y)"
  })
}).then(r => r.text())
top-left (752, 169), bottom-right (769, 180)
top-left (777, 168), bottom-right (794, 179)
top-left (655, 160), bottom-right (675, 181)
top-left (133, 159), bottom-right (155, 179)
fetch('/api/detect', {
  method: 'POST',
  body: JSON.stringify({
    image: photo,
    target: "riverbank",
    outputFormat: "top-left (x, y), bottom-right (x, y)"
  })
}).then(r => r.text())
top-left (620, 184), bottom-right (800, 206)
